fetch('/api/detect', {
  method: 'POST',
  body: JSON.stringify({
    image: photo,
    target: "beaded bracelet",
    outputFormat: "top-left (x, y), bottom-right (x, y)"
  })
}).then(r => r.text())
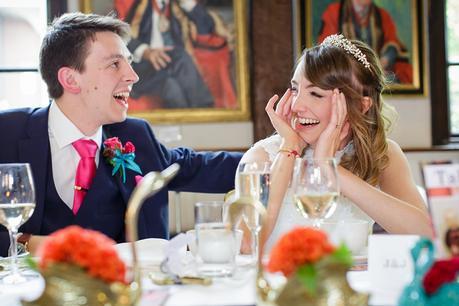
top-left (278, 148), bottom-right (300, 158)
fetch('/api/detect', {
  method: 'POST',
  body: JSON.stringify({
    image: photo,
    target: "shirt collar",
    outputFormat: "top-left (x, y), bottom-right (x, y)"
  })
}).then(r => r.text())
top-left (48, 101), bottom-right (102, 150)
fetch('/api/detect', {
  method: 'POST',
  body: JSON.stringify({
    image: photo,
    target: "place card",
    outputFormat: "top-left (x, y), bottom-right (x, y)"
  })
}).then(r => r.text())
top-left (421, 161), bottom-right (459, 258)
top-left (367, 234), bottom-right (421, 305)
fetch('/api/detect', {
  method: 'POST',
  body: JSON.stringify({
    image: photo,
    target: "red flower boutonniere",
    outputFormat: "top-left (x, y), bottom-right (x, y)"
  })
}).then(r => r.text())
top-left (103, 137), bottom-right (142, 183)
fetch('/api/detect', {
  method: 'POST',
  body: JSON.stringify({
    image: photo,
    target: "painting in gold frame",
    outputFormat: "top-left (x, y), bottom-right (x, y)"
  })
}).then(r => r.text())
top-left (297, 0), bottom-right (424, 95)
top-left (80, 0), bottom-right (249, 123)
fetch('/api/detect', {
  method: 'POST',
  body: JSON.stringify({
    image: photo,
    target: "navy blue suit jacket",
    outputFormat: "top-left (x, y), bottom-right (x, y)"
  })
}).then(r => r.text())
top-left (0, 107), bottom-right (242, 256)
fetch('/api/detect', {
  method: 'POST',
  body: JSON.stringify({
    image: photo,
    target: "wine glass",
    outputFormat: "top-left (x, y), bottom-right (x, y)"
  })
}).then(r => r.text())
top-left (235, 162), bottom-right (271, 262)
top-left (293, 158), bottom-right (339, 228)
top-left (0, 163), bottom-right (36, 284)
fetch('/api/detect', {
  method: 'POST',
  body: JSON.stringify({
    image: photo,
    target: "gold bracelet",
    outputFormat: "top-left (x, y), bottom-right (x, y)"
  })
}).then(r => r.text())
top-left (278, 148), bottom-right (300, 158)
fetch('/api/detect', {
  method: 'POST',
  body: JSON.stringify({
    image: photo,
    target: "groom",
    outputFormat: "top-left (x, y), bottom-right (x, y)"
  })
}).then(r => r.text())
top-left (0, 12), bottom-right (241, 256)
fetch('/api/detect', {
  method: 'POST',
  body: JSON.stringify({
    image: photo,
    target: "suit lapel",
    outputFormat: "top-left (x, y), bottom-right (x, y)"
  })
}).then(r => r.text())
top-left (18, 107), bottom-right (50, 233)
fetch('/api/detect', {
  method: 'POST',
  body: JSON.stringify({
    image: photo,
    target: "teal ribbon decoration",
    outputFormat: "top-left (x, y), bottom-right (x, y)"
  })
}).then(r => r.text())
top-left (110, 150), bottom-right (142, 183)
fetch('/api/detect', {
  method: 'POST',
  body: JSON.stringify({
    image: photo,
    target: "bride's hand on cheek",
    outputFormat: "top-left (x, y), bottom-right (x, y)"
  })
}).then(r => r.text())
top-left (265, 89), bottom-right (306, 150)
top-left (314, 89), bottom-right (350, 158)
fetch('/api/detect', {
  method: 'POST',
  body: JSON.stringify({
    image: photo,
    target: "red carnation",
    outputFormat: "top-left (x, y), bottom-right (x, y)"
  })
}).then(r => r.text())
top-left (103, 137), bottom-right (122, 150)
top-left (123, 141), bottom-right (135, 153)
top-left (422, 257), bottom-right (459, 295)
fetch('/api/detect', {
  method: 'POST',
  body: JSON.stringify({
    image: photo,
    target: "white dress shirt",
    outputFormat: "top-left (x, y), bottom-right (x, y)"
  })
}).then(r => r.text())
top-left (48, 102), bottom-right (102, 209)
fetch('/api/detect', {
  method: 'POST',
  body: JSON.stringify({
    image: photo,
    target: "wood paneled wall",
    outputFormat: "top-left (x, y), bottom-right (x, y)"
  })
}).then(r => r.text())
top-left (250, 0), bottom-right (295, 141)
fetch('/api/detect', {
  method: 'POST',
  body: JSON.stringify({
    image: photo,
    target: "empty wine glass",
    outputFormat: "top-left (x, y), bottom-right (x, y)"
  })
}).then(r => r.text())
top-left (235, 162), bottom-right (271, 262)
top-left (293, 158), bottom-right (339, 228)
top-left (0, 163), bottom-right (36, 284)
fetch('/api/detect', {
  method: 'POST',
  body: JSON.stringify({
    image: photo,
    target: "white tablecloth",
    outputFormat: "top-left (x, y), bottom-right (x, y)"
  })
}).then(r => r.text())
top-left (0, 238), bottom-right (399, 306)
top-left (0, 269), bottom-right (400, 306)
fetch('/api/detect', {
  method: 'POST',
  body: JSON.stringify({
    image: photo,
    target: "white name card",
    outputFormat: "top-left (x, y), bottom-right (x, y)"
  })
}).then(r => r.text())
top-left (421, 161), bottom-right (459, 258)
top-left (423, 163), bottom-right (459, 189)
top-left (368, 235), bottom-right (421, 305)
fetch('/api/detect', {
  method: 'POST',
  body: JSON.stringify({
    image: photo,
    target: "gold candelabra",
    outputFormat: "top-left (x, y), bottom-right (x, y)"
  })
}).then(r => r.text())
top-left (23, 163), bottom-right (180, 306)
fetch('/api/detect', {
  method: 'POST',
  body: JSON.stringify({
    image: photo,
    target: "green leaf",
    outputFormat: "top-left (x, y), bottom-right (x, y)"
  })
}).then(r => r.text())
top-left (329, 244), bottom-right (353, 267)
top-left (296, 264), bottom-right (317, 295)
top-left (25, 255), bottom-right (38, 271)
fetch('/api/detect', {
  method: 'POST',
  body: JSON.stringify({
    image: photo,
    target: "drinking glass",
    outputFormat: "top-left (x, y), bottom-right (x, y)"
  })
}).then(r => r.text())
top-left (0, 163), bottom-right (36, 284)
top-left (194, 201), bottom-right (237, 277)
top-left (292, 158), bottom-right (339, 228)
top-left (235, 162), bottom-right (271, 262)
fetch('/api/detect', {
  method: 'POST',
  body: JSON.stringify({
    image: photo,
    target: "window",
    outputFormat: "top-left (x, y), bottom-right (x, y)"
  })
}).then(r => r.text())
top-left (0, 0), bottom-right (49, 110)
top-left (446, 1), bottom-right (459, 136)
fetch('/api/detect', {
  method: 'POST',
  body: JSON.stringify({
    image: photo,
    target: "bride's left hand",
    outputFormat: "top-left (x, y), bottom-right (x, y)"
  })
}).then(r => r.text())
top-left (314, 89), bottom-right (350, 159)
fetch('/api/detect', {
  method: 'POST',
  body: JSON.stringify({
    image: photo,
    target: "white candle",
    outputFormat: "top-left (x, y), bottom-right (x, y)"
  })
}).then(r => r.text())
top-left (196, 224), bottom-right (236, 263)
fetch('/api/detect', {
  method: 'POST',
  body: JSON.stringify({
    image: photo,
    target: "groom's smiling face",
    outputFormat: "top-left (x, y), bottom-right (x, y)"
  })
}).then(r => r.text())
top-left (75, 31), bottom-right (139, 128)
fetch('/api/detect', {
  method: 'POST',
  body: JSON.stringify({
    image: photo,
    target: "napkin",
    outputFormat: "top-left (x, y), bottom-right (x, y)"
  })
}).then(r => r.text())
top-left (115, 238), bottom-right (169, 266)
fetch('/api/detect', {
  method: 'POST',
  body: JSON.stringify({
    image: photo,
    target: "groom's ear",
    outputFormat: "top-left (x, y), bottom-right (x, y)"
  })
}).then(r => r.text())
top-left (361, 97), bottom-right (373, 114)
top-left (57, 67), bottom-right (81, 94)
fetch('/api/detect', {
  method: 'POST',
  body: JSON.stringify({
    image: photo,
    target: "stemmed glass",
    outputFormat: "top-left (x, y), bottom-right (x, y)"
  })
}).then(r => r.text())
top-left (235, 162), bottom-right (271, 263)
top-left (293, 158), bottom-right (339, 228)
top-left (0, 163), bottom-right (36, 284)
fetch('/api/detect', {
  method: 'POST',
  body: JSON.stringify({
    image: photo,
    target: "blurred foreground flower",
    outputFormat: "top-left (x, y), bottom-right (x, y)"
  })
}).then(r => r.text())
top-left (39, 225), bottom-right (126, 284)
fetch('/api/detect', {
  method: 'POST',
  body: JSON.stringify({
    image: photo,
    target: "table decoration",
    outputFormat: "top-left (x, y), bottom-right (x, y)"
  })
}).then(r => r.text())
top-left (22, 225), bottom-right (132, 306)
top-left (258, 227), bottom-right (368, 306)
top-left (22, 163), bottom-right (180, 306)
top-left (398, 237), bottom-right (459, 306)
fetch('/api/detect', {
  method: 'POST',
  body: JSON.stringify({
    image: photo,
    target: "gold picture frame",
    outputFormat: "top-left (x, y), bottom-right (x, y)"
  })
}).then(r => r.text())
top-left (80, 0), bottom-right (249, 123)
top-left (297, 0), bottom-right (425, 95)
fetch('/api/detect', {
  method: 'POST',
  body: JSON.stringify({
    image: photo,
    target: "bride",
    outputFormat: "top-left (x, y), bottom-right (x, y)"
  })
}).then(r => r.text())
top-left (239, 35), bottom-right (432, 253)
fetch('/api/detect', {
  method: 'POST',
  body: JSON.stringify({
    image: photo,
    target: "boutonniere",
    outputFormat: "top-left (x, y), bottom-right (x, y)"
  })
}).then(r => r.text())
top-left (103, 137), bottom-right (142, 183)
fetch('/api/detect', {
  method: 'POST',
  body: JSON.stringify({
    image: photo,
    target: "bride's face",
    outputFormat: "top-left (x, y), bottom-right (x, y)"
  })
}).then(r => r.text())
top-left (290, 66), bottom-right (334, 147)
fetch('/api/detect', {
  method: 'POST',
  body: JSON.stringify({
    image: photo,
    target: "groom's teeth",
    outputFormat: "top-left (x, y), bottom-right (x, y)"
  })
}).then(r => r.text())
top-left (113, 92), bottom-right (129, 99)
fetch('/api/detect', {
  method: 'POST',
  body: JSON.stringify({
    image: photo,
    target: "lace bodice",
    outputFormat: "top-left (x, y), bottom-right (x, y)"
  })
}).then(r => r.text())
top-left (253, 134), bottom-right (374, 252)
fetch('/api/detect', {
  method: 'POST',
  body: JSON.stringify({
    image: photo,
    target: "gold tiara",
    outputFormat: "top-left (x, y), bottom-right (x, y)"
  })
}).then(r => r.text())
top-left (321, 34), bottom-right (371, 69)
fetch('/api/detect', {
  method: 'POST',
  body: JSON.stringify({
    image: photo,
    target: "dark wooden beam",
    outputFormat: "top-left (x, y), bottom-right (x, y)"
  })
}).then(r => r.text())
top-left (250, 0), bottom-right (294, 142)
top-left (429, 0), bottom-right (450, 145)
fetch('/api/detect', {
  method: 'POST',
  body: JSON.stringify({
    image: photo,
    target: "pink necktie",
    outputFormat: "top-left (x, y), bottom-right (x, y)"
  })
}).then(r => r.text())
top-left (72, 139), bottom-right (98, 215)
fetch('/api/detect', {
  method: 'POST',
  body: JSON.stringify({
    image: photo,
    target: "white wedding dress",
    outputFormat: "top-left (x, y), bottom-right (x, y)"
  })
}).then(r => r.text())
top-left (253, 134), bottom-right (374, 253)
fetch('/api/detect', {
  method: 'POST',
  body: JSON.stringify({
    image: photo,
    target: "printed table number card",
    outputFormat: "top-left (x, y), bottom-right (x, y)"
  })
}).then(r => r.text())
top-left (367, 235), bottom-right (421, 306)
top-left (421, 161), bottom-right (459, 258)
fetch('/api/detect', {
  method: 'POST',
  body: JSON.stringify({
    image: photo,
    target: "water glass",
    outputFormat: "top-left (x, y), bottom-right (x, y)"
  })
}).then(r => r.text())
top-left (194, 201), bottom-right (237, 277)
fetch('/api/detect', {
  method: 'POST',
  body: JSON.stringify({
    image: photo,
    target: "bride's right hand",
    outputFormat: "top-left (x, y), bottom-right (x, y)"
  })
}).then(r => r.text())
top-left (265, 88), bottom-right (306, 151)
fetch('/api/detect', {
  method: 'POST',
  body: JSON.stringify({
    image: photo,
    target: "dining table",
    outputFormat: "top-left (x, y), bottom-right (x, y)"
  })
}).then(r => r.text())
top-left (0, 255), bottom-right (398, 306)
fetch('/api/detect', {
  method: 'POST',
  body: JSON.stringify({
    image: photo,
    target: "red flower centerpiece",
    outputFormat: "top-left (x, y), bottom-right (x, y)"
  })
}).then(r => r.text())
top-left (24, 226), bottom-right (135, 306)
top-left (268, 227), bottom-right (336, 277)
top-left (263, 227), bottom-right (368, 306)
top-left (39, 225), bottom-right (126, 284)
